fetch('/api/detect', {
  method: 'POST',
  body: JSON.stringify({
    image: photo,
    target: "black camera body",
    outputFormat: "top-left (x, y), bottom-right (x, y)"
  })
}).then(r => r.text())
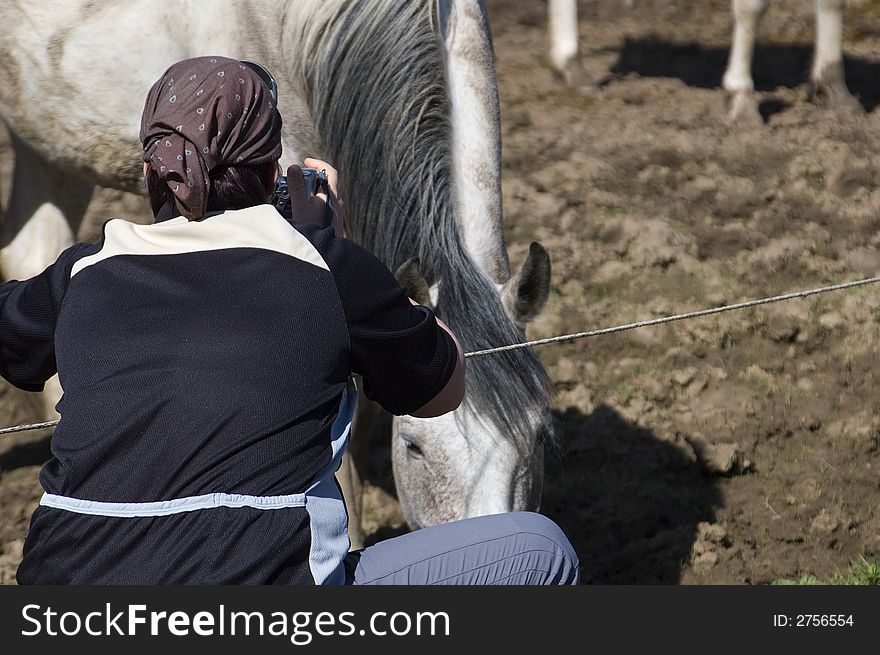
top-left (273, 168), bottom-right (335, 228)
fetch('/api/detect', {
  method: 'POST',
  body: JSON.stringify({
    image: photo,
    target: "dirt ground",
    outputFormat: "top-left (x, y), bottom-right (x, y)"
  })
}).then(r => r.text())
top-left (3, 0), bottom-right (880, 584)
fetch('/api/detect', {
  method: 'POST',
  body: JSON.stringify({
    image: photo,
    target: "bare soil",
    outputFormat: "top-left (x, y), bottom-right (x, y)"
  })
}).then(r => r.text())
top-left (3, 0), bottom-right (880, 584)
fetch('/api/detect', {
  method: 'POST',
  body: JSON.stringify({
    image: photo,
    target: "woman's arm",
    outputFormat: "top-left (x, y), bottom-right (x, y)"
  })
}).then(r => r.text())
top-left (298, 162), bottom-right (465, 418)
top-left (0, 243), bottom-right (93, 390)
top-left (407, 302), bottom-right (465, 418)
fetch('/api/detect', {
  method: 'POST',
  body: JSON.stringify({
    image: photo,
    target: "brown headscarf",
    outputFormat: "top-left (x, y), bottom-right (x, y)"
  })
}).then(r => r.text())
top-left (140, 56), bottom-right (282, 220)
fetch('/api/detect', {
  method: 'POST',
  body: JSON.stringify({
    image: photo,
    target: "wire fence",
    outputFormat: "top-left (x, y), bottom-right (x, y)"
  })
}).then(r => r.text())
top-left (3, 275), bottom-right (880, 436)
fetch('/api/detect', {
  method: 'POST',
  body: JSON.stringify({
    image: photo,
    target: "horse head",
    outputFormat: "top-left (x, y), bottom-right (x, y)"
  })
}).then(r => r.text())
top-left (392, 244), bottom-right (553, 528)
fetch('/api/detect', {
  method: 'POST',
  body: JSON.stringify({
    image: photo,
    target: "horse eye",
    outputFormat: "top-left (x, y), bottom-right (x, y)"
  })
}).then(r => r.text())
top-left (401, 436), bottom-right (424, 459)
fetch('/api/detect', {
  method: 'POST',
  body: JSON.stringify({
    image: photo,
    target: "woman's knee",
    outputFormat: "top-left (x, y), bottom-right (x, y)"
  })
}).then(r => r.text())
top-left (503, 512), bottom-right (580, 584)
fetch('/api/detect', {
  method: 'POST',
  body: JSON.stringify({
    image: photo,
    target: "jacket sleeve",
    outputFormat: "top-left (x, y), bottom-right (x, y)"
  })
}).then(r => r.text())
top-left (0, 243), bottom-right (94, 391)
top-left (301, 225), bottom-right (458, 416)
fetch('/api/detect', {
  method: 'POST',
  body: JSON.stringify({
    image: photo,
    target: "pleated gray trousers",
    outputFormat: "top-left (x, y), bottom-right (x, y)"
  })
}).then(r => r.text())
top-left (344, 512), bottom-right (579, 585)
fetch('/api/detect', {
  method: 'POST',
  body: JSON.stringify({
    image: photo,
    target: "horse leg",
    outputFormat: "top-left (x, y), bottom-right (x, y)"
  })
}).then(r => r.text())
top-left (723, 0), bottom-right (768, 124)
top-left (336, 379), bottom-right (382, 550)
top-left (811, 0), bottom-right (860, 112)
top-left (337, 453), bottom-right (365, 550)
top-left (0, 132), bottom-right (93, 420)
top-left (547, 0), bottom-right (595, 94)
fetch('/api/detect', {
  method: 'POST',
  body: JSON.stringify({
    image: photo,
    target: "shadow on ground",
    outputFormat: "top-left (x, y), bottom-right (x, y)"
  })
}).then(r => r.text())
top-left (0, 435), bottom-right (51, 473)
top-left (608, 38), bottom-right (880, 112)
top-left (360, 403), bottom-right (724, 583)
top-left (543, 404), bottom-right (723, 584)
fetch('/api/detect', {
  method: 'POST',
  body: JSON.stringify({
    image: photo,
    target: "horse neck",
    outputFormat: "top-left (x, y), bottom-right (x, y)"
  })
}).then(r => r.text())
top-left (240, 0), bottom-right (343, 166)
top-left (438, 0), bottom-right (511, 284)
top-left (438, 250), bottom-right (551, 453)
top-left (300, 0), bottom-right (511, 285)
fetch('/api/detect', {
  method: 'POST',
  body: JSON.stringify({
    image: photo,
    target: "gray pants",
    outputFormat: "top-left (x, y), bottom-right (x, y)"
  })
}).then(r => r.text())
top-left (344, 512), bottom-right (579, 585)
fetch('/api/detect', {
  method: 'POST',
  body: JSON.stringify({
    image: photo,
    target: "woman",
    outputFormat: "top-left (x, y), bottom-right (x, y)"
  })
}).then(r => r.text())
top-left (4, 56), bottom-right (578, 584)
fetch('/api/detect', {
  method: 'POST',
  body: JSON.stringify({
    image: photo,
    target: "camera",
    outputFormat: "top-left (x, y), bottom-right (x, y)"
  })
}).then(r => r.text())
top-left (273, 167), bottom-right (335, 229)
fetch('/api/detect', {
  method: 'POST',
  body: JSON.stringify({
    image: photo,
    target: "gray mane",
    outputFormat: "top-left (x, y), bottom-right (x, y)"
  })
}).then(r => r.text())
top-left (302, 0), bottom-right (551, 450)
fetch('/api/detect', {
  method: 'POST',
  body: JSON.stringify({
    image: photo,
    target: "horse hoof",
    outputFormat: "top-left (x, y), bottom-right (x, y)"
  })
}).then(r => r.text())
top-left (555, 58), bottom-right (598, 96)
top-left (810, 80), bottom-right (863, 115)
top-left (727, 92), bottom-right (763, 126)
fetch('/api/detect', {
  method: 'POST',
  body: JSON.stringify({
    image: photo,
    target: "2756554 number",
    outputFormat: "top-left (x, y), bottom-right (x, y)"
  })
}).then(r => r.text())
top-left (773, 614), bottom-right (854, 627)
top-left (801, 615), bottom-right (853, 627)
top-left (799, 615), bottom-right (853, 627)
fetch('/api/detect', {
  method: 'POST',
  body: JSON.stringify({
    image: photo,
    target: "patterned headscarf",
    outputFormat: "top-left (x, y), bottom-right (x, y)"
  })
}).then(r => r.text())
top-left (140, 56), bottom-right (282, 220)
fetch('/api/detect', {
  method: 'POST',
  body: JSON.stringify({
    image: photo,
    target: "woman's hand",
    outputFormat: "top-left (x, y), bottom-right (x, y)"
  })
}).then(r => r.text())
top-left (285, 158), bottom-right (345, 237)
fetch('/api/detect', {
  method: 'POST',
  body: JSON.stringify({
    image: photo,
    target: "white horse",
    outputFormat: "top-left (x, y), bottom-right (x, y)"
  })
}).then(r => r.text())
top-left (0, 0), bottom-right (553, 547)
top-left (544, 0), bottom-right (858, 120)
top-left (723, 0), bottom-right (859, 122)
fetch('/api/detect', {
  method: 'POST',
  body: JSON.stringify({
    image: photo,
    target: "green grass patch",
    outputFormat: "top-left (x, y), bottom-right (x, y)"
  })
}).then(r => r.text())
top-left (772, 575), bottom-right (822, 586)
top-left (772, 555), bottom-right (880, 585)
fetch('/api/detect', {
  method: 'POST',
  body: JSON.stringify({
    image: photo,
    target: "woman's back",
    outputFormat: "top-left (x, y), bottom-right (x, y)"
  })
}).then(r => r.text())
top-left (15, 205), bottom-right (453, 584)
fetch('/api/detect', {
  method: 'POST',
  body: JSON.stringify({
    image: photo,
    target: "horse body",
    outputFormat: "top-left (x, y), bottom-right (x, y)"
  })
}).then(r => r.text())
top-left (0, 1), bottom-right (325, 190)
top-left (0, 0), bottom-right (552, 543)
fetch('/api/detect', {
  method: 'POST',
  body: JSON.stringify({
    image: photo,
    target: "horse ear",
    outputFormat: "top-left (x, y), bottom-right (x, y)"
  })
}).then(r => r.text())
top-left (501, 242), bottom-right (551, 328)
top-left (395, 257), bottom-right (433, 308)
